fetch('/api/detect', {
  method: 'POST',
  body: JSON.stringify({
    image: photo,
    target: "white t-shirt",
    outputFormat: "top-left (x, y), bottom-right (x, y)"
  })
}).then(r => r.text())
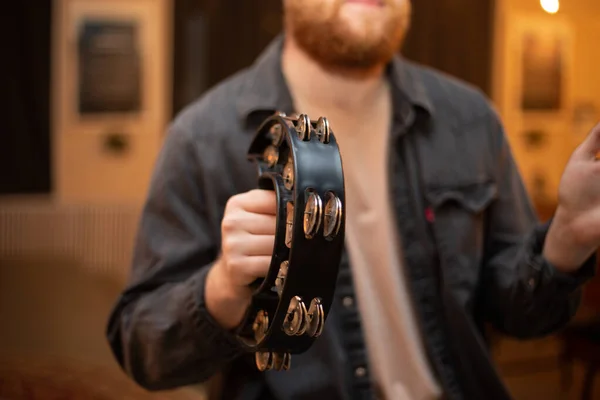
top-left (291, 82), bottom-right (442, 400)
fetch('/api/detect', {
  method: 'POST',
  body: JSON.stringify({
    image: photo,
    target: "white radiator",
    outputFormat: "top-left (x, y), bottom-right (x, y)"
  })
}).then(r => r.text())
top-left (0, 201), bottom-right (141, 279)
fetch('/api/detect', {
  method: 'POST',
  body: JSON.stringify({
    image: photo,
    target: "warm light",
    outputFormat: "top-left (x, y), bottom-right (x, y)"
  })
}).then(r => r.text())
top-left (540, 0), bottom-right (559, 14)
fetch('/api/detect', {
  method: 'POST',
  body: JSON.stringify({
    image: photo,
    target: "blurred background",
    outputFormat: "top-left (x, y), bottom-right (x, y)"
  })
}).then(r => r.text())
top-left (1, 0), bottom-right (600, 399)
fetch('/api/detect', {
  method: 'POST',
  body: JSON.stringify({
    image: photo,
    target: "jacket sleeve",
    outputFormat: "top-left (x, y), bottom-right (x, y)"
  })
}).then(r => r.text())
top-left (480, 105), bottom-right (597, 339)
top-left (105, 124), bottom-right (249, 390)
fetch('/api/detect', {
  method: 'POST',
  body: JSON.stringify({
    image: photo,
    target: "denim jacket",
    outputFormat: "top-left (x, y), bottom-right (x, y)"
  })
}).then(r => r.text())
top-left (106, 36), bottom-right (596, 400)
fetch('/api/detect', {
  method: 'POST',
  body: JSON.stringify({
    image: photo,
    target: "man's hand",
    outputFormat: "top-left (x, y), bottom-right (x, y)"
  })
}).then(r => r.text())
top-left (544, 123), bottom-right (600, 272)
top-left (205, 189), bottom-right (276, 330)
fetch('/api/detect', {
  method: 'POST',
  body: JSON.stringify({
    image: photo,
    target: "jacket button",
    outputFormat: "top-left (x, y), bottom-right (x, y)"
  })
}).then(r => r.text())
top-left (354, 366), bottom-right (367, 378)
top-left (342, 296), bottom-right (354, 308)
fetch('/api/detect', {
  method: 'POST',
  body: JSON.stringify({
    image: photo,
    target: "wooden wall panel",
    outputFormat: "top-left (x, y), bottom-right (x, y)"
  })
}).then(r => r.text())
top-left (402, 0), bottom-right (496, 96)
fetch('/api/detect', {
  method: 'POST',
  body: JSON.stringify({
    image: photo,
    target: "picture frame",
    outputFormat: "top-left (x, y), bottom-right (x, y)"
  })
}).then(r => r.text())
top-left (512, 16), bottom-right (574, 117)
top-left (77, 17), bottom-right (142, 115)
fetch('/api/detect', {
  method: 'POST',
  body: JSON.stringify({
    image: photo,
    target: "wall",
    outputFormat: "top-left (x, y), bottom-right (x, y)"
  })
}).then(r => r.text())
top-left (403, 0), bottom-right (495, 96)
top-left (493, 0), bottom-right (600, 205)
top-left (52, 0), bottom-right (173, 205)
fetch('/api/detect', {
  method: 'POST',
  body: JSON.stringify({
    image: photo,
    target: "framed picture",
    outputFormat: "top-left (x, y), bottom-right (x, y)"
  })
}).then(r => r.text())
top-left (520, 29), bottom-right (564, 111)
top-left (513, 16), bottom-right (574, 116)
top-left (77, 18), bottom-right (142, 115)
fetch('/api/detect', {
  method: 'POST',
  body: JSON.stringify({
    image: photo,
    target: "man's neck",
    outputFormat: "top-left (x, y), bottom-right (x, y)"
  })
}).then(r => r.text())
top-left (281, 36), bottom-right (389, 115)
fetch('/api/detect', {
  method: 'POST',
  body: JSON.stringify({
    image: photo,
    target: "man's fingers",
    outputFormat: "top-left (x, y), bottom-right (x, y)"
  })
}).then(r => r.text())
top-left (223, 232), bottom-right (274, 257)
top-left (242, 256), bottom-right (272, 278)
top-left (228, 256), bottom-right (272, 286)
top-left (242, 235), bottom-right (275, 256)
top-left (237, 189), bottom-right (277, 215)
top-left (240, 213), bottom-right (277, 235)
top-left (575, 122), bottom-right (600, 160)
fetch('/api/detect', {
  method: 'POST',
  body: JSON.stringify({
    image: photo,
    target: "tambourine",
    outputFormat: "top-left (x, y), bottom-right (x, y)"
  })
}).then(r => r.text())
top-left (236, 112), bottom-right (346, 372)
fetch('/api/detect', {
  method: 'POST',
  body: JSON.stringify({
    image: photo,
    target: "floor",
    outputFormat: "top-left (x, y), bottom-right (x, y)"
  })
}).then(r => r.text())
top-left (494, 322), bottom-right (600, 399)
top-left (0, 255), bottom-right (209, 400)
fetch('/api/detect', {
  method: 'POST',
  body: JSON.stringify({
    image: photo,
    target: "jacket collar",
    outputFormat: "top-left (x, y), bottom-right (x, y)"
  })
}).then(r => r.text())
top-left (235, 34), bottom-right (434, 129)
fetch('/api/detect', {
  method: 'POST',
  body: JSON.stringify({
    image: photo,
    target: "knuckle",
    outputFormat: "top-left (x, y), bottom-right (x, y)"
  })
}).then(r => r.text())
top-left (221, 236), bottom-right (237, 256)
top-left (225, 194), bottom-right (241, 211)
top-left (227, 256), bottom-right (244, 273)
top-left (221, 215), bottom-right (237, 233)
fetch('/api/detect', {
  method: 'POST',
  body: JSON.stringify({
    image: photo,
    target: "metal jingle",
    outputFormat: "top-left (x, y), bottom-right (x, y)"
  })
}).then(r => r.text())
top-left (255, 351), bottom-right (274, 371)
top-left (283, 296), bottom-right (308, 336)
top-left (296, 114), bottom-right (311, 141)
top-left (285, 202), bottom-right (294, 249)
top-left (306, 298), bottom-right (325, 338)
top-left (303, 192), bottom-right (323, 239)
top-left (315, 117), bottom-right (330, 144)
top-left (275, 260), bottom-right (289, 296)
top-left (252, 310), bottom-right (269, 343)
top-left (283, 158), bottom-right (294, 190)
top-left (263, 145), bottom-right (279, 167)
top-left (282, 352), bottom-right (291, 371)
top-left (272, 352), bottom-right (286, 371)
top-left (294, 298), bottom-right (308, 336)
top-left (269, 123), bottom-right (283, 146)
top-left (323, 192), bottom-right (343, 240)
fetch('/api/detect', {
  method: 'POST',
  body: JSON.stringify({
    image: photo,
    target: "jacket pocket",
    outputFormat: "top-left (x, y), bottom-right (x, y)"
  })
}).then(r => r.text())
top-left (425, 181), bottom-right (497, 214)
top-left (424, 181), bottom-right (498, 309)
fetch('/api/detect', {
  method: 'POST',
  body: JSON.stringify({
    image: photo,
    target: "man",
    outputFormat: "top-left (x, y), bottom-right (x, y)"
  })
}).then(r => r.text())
top-left (106, 0), bottom-right (600, 399)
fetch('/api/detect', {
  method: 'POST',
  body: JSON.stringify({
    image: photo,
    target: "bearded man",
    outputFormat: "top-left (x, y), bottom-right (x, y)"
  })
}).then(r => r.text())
top-left (106, 1), bottom-right (600, 399)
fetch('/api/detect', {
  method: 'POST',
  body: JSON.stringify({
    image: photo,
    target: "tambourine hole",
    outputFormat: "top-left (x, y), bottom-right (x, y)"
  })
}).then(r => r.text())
top-left (276, 141), bottom-right (290, 164)
top-left (257, 177), bottom-right (275, 191)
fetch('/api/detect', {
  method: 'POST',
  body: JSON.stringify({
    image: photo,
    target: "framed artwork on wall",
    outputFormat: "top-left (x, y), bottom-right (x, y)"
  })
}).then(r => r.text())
top-left (512, 15), bottom-right (574, 117)
top-left (520, 29), bottom-right (564, 111)
top-left (77, 18), bottom-right (142, 115)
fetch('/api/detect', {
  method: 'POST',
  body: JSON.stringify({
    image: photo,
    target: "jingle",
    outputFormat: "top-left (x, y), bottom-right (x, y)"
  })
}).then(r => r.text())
top-left (303, 192), bottom-right (323, 239)
top-left (255, 351), bottom-right (274, 371)
top-left (306, 298), bottom-right (325, 338)
top-left (263, 145), bottom-right (279, 168)
top-left (282, 352), bottom-right (291, 370)
top-left (272, 352), bottom-right (291, 371)
top-left (283, 158), bottom-right (294, 190)
top-left (269, 123), bottom-right (283, 146)
top-left (252, 310), bottom-right (269, 343)
top-left (315, 117), bottom-right (330, 144)
top-left (283, 296), bottom-right (308, 336)
top-left (323, 192), bottom-right (343, 239)
top-left (285, 202), bottom-right (294, 249)
top-left (272, 352), bottom-right (286, 371)
top-left (296, 114), bottom-right (311, 141)
top-left (275, 261), bottom-right (289, 296)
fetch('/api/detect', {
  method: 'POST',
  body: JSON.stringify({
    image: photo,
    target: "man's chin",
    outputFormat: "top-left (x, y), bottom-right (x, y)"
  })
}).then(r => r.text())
top-left (299, 38), bottom-right (396, 76)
